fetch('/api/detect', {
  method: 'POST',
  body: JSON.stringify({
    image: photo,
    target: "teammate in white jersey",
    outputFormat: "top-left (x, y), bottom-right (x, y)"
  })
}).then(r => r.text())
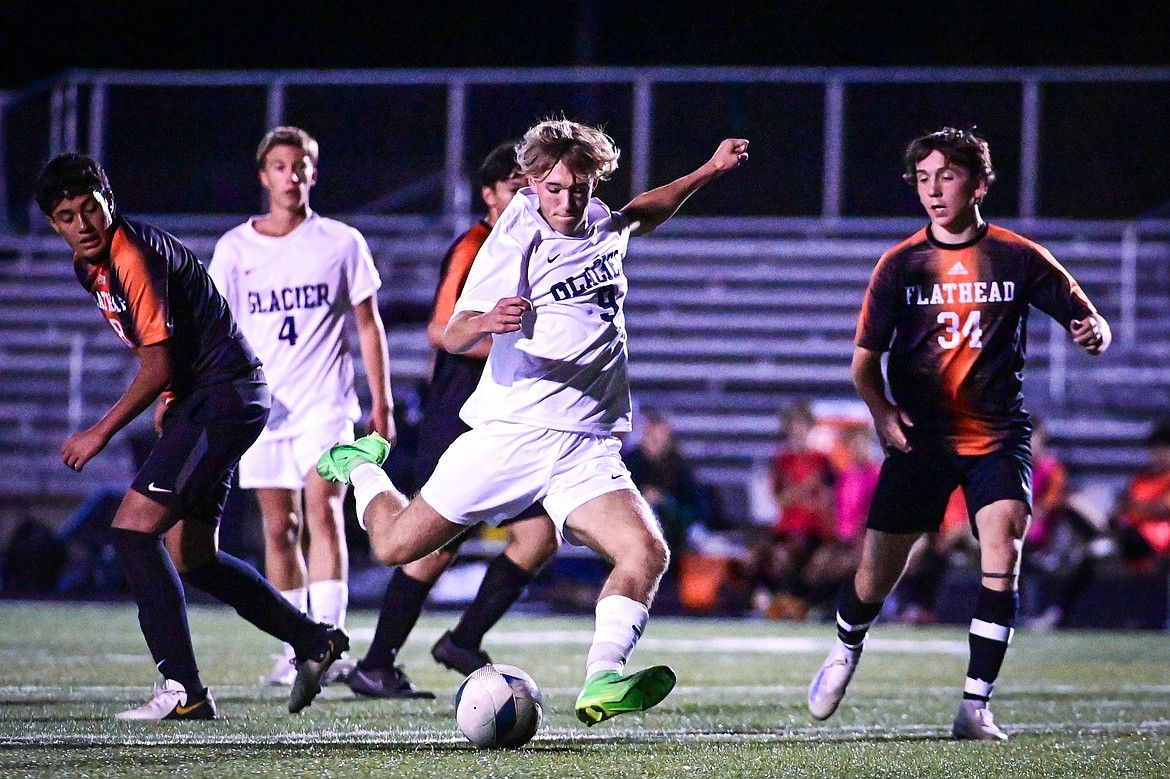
top-left (318, 118), bottom-right (747, 725)
top-left (209, 127), bottom-right (393, 685)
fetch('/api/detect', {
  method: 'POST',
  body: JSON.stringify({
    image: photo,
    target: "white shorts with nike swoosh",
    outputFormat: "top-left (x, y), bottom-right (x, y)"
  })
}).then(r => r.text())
top-left (419, 420), bottom-right (635, 538)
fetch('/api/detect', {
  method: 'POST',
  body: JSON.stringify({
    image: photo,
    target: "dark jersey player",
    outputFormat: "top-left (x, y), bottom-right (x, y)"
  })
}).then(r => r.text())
top-left (806, 128), bottom-right (1110, 741)
top-left (347, 142), bottom-right (561, 699)
top-left (35, 153), bottom-right (348, 720)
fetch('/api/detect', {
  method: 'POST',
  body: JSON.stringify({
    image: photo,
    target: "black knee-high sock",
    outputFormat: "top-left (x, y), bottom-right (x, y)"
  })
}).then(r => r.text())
top-left (449, 554), bottom-right (534, 649)
top-left (836, 580), bottom-right (883, 648)
top-left (361, 568), bottom-right (434, 670)
top-left (964, 586), bottom-right (1019, 702)
top-left (110, 528), bottom-right (204, 695)
top-left (182, 551), bottom-right (323, 658)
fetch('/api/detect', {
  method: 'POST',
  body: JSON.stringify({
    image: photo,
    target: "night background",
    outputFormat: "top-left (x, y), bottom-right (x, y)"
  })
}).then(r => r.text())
top-left (3, 1), bottom-right (1169, 223)
top-left (4, 0), bottom-right (1169, 83)
top-left (2, 0), bottom-right (1170, 221)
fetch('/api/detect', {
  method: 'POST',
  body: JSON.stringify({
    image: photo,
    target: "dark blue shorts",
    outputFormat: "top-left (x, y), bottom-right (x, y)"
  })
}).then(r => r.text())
top-left (867, 436), bottom-right (1032, 537)
top-left (131, 370), bottom-right (269, 524)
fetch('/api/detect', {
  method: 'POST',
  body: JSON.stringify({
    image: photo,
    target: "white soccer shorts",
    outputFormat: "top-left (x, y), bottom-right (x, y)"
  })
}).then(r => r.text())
top-left (238, 418), bottom-right (355, 490)
top-left (419, 420), bottom-right (635, 537)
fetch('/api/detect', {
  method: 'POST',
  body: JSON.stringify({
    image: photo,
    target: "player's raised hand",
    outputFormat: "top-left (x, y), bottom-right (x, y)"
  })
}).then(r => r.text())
top-left (709, 139), bottom-right (750, 173)
top-left (481, 296), bottom-right (532, 334)
top-left (1071, 315), bottom-right (1111, 356)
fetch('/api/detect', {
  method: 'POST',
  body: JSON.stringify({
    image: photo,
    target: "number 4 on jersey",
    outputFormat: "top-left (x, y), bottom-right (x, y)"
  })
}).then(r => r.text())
top-left (937, 310), bottom-right (982, 349)
top-left (279, 315), bottom-right (299, 346)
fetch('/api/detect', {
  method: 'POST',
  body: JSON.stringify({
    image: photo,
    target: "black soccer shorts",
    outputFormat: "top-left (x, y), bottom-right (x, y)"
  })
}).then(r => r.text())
top-left (131, 369), bottom-right (269, 524)
top-left (867, 435), bottom-right (1033, 537)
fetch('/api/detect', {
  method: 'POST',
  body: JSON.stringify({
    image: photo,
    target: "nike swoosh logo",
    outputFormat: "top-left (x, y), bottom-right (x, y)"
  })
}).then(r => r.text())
top-left (547, 253), bottom-right (561, 264)
top-left (174, 699), bottom-right (207, 715)
top-left (147, 483), bottom-right (173, 493)
top-left (610, 474), bottom-right (623, 480)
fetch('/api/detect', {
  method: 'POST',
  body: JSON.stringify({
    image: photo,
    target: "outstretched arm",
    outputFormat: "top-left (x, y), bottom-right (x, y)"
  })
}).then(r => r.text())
top-left (622, 138), bottom-right (749, 237)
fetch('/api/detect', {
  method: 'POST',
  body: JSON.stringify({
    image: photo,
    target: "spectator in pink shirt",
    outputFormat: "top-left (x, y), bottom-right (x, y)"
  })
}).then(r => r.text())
top-left (835, 425), bottom-right (882, 543)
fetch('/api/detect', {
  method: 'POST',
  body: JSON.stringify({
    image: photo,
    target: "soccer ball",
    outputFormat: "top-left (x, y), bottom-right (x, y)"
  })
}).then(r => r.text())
top-left (455, 663), bottom-right (543, 749)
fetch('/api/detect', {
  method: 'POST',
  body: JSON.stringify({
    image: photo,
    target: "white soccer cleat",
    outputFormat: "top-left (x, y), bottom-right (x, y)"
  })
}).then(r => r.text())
top-left (952, 699), bottom-right (1008, 741)
top-left (116, 678), bottom-right (217, 720)
top-left (808, 639), bottom-right (863, 721)
top-left (260, 652), bottom-right (297, 686)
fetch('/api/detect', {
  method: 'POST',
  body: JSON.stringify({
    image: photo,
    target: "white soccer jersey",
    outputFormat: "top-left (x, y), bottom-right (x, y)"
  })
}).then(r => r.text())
top-left (208, 211), bottom-right (380, 439)
top-left (454, 189), bottom-right (632, 435)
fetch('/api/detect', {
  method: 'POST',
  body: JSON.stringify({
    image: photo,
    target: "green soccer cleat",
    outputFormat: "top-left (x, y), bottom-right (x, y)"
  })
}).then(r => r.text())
top-left (574, 665), bottom-right (677, 726)
top-left (315, 432), bottom-right (391, 484)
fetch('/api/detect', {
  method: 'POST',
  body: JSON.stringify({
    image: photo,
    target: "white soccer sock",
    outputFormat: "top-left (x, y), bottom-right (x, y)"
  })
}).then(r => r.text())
top-left (350, 462), bottom-right (393, 530)
top-left (585, 595), bottom-right (650, 681)
top-left (308, 579), bottom-right (348, 630)
top-left (278, 588), bottom-right (308, 657)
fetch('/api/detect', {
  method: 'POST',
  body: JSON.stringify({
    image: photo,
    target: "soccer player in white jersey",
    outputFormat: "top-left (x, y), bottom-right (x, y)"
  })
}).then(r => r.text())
top-left (318, 118), bottom-right (747, 725)
top-left (209, 127), bottom-right (393, 686)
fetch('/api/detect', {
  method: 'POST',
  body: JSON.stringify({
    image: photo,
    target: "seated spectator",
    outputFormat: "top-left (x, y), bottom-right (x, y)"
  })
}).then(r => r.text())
top-left (749, 400), bottom-right (837, 620)
top-left (622, 408), bottom-right (714, 568)
top-left (833, 424), bottom-right (882, 545)
top-left (801, 424), bottom-right (880, 605)
top-left (1113, 418), bottom-right (1170, 571)
top-left (1018, 417), bottom-right (1102, 629)
top-left (1026, 417), bottom-right (1070, 553)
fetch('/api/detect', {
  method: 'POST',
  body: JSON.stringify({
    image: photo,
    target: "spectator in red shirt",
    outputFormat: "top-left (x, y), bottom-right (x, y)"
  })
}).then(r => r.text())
top-left (1115, 419), bottom-right (1170, 567)
top-left (749, 401), bottom-right (836, 619)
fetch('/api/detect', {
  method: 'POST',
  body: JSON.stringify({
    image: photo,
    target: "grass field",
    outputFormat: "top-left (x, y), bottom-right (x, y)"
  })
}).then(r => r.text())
top-left (2, 601), bottom-right (1168, 778)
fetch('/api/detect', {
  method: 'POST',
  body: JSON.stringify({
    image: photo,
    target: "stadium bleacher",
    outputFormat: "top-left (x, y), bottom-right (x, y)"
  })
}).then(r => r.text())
top-left (3, 222), bottom-right (1168, 525)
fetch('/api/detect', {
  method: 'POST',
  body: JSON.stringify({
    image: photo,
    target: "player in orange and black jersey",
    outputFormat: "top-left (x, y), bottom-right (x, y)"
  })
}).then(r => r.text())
top-left (857, 221), bottom-right (1095, 455)
top-left (35, 153), bottom-right (347, 720)
top-left (807, 128), bottom-right (1111, 741)
top-left (348, 142), bottom-right (561, 699)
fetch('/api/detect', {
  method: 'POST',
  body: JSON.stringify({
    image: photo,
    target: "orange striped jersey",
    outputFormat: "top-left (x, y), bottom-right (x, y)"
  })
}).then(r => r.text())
top-left (73, 216), bottom-right (259, 396)
top-left (856, 223), bottom-right (1096, 455)
top-left (430, 220), bottom-right (492, 333)
top-left (427, 220), bottom-right (492, 374)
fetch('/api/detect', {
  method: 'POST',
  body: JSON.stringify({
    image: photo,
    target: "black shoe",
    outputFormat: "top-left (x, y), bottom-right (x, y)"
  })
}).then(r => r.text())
top-left (431, 630), bottom-right (492, 676)
top-left (348, 664), bottom-right (436, 700)
top-left (289, 627), bottom-right (350, 714)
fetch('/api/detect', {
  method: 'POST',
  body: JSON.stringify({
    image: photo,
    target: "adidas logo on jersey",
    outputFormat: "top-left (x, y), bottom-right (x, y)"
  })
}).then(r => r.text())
top-left (948, 261), bottom-right (969, 276)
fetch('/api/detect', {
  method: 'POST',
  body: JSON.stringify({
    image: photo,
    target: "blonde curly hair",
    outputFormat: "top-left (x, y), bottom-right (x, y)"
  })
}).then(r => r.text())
top-left (516, 118), bottom-right (620, 182)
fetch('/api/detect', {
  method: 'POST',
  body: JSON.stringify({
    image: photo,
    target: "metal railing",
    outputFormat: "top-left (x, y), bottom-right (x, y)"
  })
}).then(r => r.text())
top-left (4, 65), bottom-right (1170, 228)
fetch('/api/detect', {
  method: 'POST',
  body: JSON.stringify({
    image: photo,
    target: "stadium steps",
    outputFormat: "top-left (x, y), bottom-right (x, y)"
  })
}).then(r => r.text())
top-left (3, 225), bottom-right (1168, 509)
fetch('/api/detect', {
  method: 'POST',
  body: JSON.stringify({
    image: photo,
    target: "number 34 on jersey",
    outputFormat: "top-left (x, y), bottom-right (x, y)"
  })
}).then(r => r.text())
top-left (906, 280), bottom-right (1017, 351)
top-left (937, 310), bottom-right (982, 349)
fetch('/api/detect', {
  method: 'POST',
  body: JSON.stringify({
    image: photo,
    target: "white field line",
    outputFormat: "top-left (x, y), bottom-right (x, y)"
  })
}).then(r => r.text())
top-left (4, 719), bottom-right (1170, 747)
top-left (5, 683), bottom-right (1170, 699)
top-left (10, 653), bottom-right (149, 665)
top-left (349, 628), bottom-right (969, 655)
top-left (6, 632), bottom-right (966, 668)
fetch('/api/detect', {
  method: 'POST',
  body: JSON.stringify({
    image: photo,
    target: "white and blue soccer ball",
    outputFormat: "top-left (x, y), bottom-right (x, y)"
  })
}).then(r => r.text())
top-left (455, 663), bottom-right (543, 749)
